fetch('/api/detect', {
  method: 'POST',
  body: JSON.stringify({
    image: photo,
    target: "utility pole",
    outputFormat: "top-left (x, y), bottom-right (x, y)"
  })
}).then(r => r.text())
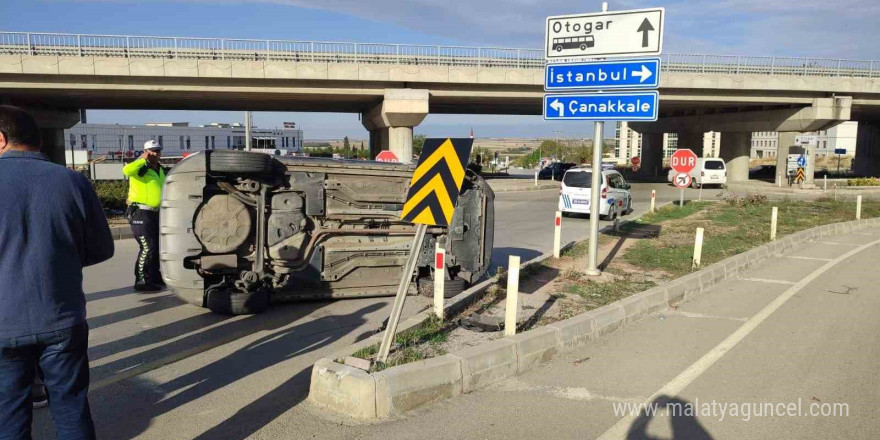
top-left (244, 111), bottom-right (252, 151)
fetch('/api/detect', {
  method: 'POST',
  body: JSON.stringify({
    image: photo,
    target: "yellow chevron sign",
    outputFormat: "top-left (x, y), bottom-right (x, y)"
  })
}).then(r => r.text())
top-left (400, 138), bottom-right (474, 226)
top-left (795, 167), bottom-right (805, 183)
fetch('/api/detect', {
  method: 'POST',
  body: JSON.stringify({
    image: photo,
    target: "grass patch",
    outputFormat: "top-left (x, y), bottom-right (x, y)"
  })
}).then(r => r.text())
top-left (848, 177), bottom-right (880, 187)
top-left (565, 274), bottom-right (656, 308)
top-left (352, 316), bottom-right (449, 372)
top-left (623, 199), bottom-right (879, 277)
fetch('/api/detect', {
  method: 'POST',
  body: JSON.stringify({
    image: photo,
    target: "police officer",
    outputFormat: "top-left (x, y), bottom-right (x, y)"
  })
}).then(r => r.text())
top-left (123, 140), bottom-right (166, 291)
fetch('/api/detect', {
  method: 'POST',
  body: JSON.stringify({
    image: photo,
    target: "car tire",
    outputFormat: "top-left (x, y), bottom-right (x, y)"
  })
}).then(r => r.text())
top-left (601, 205), bottom-right (616, 221)
top-left (418, 277), bottom-right (468, 299)
top-left (691, 179), bottom-right (699, 189)
top-left (209, 150), bottom-right (274, 175)
top-left (206, 286), bottom-right (270, 315)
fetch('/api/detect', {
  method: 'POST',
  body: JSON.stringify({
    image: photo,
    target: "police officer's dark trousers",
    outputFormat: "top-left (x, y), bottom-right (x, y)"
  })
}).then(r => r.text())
top-left (130, 208), bottom-right (161, 284)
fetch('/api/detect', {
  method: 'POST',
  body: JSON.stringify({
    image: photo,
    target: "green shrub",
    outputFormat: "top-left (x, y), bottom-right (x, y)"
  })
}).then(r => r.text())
top-left (92, 181), bottom-right (128, 212)
top-left (847, 177), bottom-right (880, 187)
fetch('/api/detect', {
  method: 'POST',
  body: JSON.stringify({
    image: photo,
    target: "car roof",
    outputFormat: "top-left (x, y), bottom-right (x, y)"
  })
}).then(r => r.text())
top-left (565, 167), bottom-right (617, 174)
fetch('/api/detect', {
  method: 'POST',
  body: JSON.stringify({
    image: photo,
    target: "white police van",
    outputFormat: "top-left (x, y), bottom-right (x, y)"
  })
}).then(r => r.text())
top-left (558, 167), bottom-right (632, 220)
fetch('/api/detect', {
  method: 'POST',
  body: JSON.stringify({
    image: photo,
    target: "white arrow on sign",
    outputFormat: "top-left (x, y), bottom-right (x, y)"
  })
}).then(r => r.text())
top-left (550, 99), bottom-right (565, 117)
top-left (631, 64), bottom-right (653, 83)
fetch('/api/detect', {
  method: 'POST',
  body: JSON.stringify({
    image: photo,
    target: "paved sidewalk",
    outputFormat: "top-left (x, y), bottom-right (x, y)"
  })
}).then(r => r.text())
top-left (285, 227), bottom-right (880, 439)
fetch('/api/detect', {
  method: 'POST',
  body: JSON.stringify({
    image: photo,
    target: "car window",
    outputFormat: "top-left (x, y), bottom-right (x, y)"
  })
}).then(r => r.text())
top-left (606, 173), bottom-right (618, 188)
top-left (704, 160), bottom-right (725, 170)
top-left (563, 171), bottom-right (592, 188)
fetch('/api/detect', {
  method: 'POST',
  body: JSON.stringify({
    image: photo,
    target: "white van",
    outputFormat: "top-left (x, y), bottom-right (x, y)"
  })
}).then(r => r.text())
top-left (667, 158), bottom-right (727, 188)
top-left (559, 168), bottom-right (632, 220)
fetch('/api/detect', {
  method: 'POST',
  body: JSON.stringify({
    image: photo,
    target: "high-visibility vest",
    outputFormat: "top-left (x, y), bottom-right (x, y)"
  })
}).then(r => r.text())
top-left (122, 158), bottom-right (166, 208)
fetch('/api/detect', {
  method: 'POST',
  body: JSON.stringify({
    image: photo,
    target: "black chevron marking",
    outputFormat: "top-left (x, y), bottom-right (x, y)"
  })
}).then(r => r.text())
top-left (402, 191), bottom-right (449, 225)
top-left (407, 159), bottom-right (460, 203)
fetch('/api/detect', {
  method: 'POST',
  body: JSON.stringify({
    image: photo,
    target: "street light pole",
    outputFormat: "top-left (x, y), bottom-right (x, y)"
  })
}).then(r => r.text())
top-left (244, 111), bottom-right (253, 151)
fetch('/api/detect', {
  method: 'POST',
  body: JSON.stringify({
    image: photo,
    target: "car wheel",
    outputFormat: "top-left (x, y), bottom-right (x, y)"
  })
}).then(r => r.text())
top-left (601, 204), bottom-right (616, 221)
top-left (206, 286), bottom-right (270, 315)
top-left (691, 179), bottom-right (699, 189)
top-left (418, 277), bottom-right (468, 299)
top-left (209, 150), bottom-right (274, 175)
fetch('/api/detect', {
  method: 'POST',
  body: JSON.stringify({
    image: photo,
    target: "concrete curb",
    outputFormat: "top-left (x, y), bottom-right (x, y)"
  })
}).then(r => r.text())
top-left (110, 225), bottom-right (133, 240)
top-left (306, 203), bottom-right (664, 419)
top-left (490, 184), bottom-right (559, 193)
top-left (308, 209), bottom-right (880, 420)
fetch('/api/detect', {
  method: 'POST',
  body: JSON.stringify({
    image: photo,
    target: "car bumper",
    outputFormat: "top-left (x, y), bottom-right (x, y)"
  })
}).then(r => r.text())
top-left (559, 196), bottom-right (610, 215)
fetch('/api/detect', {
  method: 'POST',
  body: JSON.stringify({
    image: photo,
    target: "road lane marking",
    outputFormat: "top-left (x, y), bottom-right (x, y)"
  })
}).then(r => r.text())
top-left (737, 277), bottom-right (796, 285)
top-left (817, 241), bottom-right (860, 246)
top-left (494, 379), bottom-right (646, 404)
top-left (667, 310), bottom-right (748, 322)
top-left (598, 239), bottom-right (880, 440)
top-left (784, 255), bottom-right (833, 261)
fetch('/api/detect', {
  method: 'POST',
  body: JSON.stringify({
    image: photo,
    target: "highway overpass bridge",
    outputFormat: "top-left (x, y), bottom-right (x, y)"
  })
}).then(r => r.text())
top-left (2, 32), bottom-right (880, 180)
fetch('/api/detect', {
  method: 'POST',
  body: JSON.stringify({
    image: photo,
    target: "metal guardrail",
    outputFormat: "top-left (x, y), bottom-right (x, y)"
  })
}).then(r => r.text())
top-left (1, 31), bottom-right (878, 78)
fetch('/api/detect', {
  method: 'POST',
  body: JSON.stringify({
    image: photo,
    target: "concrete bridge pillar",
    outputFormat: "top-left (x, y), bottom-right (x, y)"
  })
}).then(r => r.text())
top-left (776, 132), bottom-right (795, 186)
top-left (639, 132), bottom-right (664, 180)
top-left (853, 121), bottom-right (880, 177)
top-left (361, 89), bottom-right (428, 164)
top-left (676, 131), bottom-right (704, 157)
top-left (719, 132), bottom-right (751, 182)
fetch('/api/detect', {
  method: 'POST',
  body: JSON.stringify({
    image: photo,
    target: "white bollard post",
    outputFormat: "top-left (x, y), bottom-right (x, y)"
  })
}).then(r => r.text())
top-left (553, 211), bottom-right (562, 258)
top-left (650, 189), bottom-right (656, 213)
top-left (504, 255), bottom-right (521, 336)
top-left (433, 243), bottom-right (445, 319)
top-left (534, 171), bottom-right (538, 187)
top-left (692, 227), bottom-right (704, 268)
top-left (856, 195), bottom-right (862, 220)
top-left (823, 175), bottom-right (827, 192)
top-left (770, 206), bottom-right (778, 241)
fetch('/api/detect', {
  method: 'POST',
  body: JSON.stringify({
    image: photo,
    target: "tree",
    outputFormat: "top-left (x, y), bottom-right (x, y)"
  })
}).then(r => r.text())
top-left (343, 136), bottom-right (350, 149)
top-left (413, 134), bottom-right (426, 155)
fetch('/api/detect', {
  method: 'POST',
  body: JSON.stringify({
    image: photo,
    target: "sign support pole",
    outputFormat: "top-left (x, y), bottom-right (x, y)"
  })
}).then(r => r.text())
top-left (679, 188), bottom-right (684, 209)
top-left (586, 120), bottom-right (603, 276)
top-left (377, 223), bottom-right (428, 364)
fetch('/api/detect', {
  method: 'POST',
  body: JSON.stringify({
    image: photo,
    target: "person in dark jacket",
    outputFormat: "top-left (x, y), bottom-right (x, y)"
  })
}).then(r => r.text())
top-left (0, 105), bottom-right (114, 440)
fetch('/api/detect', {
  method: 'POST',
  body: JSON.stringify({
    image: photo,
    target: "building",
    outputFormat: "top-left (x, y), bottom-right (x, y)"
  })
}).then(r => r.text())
top-left (613, 122), bottom-right (721, 164)
top-left (750, 121), bottom-right (858, 158)
top-left (63, 122), bottom-right (304, 161)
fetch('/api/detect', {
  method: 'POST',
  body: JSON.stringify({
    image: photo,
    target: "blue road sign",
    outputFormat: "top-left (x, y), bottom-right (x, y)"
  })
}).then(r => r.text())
top-left (545, 58), bottom-right (661, 91)
top-left (834, 148), bottom-right (847, 155)
top-left (543, 92), bottom-right (659, 121)
top-left (797, 155), bottom-right (807, 167)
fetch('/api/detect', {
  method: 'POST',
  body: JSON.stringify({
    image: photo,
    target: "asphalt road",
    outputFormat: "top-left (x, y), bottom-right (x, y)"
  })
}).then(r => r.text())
top-left (32, 182), bottom-right (720, 440)
top-left (275, 227), bottom-right (880, 440)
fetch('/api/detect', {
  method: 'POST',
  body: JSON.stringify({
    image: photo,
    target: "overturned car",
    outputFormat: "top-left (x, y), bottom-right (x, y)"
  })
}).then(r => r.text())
top-left (160, 150), bottom-right (494, 315)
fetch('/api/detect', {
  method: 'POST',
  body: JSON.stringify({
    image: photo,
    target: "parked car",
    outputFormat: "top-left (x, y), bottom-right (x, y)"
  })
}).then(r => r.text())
top-left (558, 167), bottom-right (632, 220)
top-left (538, 162), bottom-right (576, 181)
top-left (160, 150), bottom-right (494, 315)
top-left (667, 158), bottom-right (727, 188)
top-left (749, 165), bottom-right (776, 180)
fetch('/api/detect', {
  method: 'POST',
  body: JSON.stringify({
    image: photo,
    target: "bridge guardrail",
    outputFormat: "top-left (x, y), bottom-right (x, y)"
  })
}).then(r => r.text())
top-left (0, 32), bottom-right (876, 78)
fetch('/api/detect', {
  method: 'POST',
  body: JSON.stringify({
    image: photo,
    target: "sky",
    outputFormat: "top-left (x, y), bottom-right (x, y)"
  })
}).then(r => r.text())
top-left (3, 0), bottom-right (878, 139)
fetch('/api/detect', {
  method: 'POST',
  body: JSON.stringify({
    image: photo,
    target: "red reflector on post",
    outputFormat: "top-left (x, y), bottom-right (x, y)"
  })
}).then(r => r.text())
top-left (555, 216), bottom-right (561, 227)
top-left (436, 252), bottom-right (444, 269)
